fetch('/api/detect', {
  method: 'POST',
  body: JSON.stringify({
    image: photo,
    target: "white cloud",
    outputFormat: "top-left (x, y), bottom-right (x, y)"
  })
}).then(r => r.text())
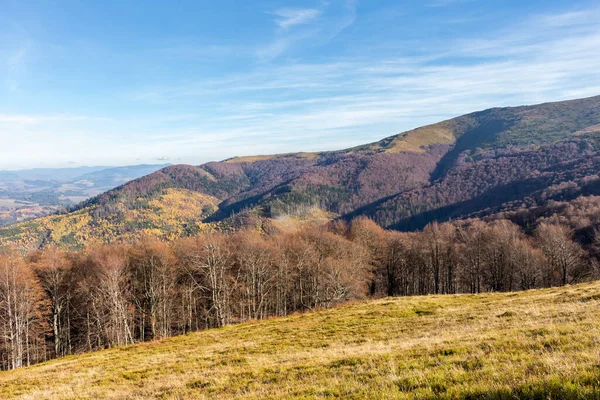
top-left (0, 114), bottom-right (106, 124)
top-left (7, 44), bottom-right (29, 70)
top-left (256, 37), bottom-right (294, 61)
top-left (4, 41), bottom-right (32, 92)
top-left (3, 5), bottom-right (600, 168)
top-left (428, 0), bottom-right (476, 8)
top-left (537, 10), bottom-right (597, 28)
top-left (270, 8), bottom-right (321, 30)
top-left (258, 2), bottom-right (356, 61)
top-left (123, 4), bottom-right (600, 163)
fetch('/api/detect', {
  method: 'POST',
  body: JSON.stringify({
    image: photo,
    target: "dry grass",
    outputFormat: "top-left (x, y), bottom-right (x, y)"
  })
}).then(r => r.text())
top-left (2, 283), bottom-right (600, 399)
top-left (225, 152), bottom-right (322, 163)
top-left (348, 120), bottom-right (457, 154)
top-left (381, 125), bottom-right (456, 153)
top-left (271, 207), bottom-right (338, 232)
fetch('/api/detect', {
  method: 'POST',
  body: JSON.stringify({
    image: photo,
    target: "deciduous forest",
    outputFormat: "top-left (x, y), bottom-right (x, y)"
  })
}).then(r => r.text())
top-left (2, 194), bottom-right (599, 370)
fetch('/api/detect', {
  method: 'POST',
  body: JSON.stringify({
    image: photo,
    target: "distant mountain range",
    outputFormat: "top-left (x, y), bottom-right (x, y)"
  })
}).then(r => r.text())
top-left (0, 164), bottom-right (170, 227)
top-left (2, 95), bottom-right (600, 249)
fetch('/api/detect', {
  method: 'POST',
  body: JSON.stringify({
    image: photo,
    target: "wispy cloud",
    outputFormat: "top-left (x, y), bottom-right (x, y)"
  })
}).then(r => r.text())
top-left (118, 5), bottom-right (600, 163)
top-left (537, 10), bottom-right (596, 28)
top-left (7, 44), bottom-right (29, 69)
top-left (258, 1), bottom-right (357, 61)
top-left (256, 34), bottom-right (306, 61)
top-left (270, 8), bottom-right (321, 30)
top-left (2, 4), bottom-right (600, 168)
top-left (0, 114), bottom-right (108, 124)
top-left (428, 0), bottom-right (476, 8)
top-left (4, 41), bottom-right (32, 91)
top-left (326, 0), bottom-right (358, 41)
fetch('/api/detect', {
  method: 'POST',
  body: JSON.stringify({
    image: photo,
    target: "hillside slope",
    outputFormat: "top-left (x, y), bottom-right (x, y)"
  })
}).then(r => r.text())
top-left (0, 188), bottom-right (219, 248)
top-left (357, 139), bottom-right (600, 230)
top-left (2, 95), bottom-right (600, 247)
top-left (1, 282), bottom-right (599, 399)
top-left (0, 164), bottom-right (169, 227)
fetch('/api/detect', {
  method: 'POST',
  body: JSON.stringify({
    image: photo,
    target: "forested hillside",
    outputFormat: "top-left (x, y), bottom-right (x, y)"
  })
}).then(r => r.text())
top-left (2, 95), bottom-right (600, 375)
top-left (1, 198), bottom-right (600, 370)
top-left (1, 95), bottom-right (600, 248)
top-left (0, 164), bottom-right (168, 227)
top-left (361, 139), bottom-right (600, 230)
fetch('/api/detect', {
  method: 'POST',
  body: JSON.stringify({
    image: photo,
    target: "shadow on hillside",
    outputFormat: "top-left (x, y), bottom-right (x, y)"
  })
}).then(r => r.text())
top-left (430, 116), bottom-right (515, 181)
top-left (390, 176), bottom-right (600, 231)
top-left (203, 181), bottom-right (295, 222)
top-left (339, 176), bottom-right (549, 231)
top-left (389, 177), bottom-right (552, 231)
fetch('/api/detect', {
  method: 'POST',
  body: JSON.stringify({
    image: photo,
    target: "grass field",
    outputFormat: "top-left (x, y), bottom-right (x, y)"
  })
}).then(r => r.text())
top-left (2, 283), bottom-right (600, 399)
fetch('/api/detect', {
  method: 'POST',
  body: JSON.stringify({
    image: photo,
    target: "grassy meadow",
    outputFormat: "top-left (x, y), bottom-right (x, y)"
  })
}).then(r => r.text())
top-left (1, 282), bottom-right (600, 399)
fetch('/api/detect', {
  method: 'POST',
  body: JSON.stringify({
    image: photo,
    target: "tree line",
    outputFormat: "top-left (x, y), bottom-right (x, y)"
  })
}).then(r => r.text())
top-left (1, 216), bottom-right (597, 370)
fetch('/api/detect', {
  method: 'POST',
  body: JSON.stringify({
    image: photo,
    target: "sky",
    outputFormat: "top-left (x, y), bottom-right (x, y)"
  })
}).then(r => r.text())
top-left (1, 0), bottom-right (600, 169)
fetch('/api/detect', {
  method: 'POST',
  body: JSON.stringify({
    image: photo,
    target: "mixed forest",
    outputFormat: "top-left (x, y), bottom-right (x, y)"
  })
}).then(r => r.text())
top-left (2, 96), bottom-right (600, 248)
top-left (2, 193), bottom-right (599, 370)
top-left (2, 95), bottom-right (600, 371)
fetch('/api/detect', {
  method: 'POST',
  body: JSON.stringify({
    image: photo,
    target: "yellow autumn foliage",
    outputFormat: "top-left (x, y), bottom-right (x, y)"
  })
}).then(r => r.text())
top-left (0, 189), bottom-right (219, 249)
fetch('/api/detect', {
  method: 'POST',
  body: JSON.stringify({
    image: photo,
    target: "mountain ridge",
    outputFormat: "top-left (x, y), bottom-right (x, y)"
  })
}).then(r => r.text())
top-left (2, 95), bottom-right (600, 248)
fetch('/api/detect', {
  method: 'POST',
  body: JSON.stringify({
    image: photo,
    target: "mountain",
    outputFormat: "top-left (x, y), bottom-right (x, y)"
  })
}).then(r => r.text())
top-left (1, 281), bottom-right (599, 398)
top-left (2, 95), bottom-right (600, 248)
top-left (0, 164), bottom-right (170, 227)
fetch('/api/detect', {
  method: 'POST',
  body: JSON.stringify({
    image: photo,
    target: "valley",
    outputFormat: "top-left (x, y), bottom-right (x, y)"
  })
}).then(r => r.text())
top-left (0, 164), bottom-right (169, 227)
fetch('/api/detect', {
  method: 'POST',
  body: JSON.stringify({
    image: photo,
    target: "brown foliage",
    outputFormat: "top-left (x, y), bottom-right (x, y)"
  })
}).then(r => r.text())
top-left (0, 212), bottom-right (597, 370)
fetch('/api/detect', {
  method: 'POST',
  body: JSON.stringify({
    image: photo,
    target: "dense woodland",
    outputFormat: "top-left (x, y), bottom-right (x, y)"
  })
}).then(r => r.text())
top-left (2, 195), bottom-right (599, 371)
top-left (367, 139), bottom-right (600, 230)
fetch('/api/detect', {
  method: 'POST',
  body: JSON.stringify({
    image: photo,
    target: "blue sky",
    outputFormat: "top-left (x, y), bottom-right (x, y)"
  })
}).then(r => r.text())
top-left (1, 0), bottom-right (599, 169)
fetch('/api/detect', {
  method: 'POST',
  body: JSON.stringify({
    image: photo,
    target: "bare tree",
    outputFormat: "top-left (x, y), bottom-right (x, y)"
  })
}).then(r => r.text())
top-left (30, 247), bottom-right (72, 357)
top-left (536, 222), bottom-right (588, 286)
top-left (128, 238), bottom-right (177, 340)
top-left (179, 234), bottom-right (236, 327)
top-left (0, 249), bottom-right (45, 369)
top-left (233, 230), bottom-right (276, 321)
top-left (91, 246), bottom-right (134, 346)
